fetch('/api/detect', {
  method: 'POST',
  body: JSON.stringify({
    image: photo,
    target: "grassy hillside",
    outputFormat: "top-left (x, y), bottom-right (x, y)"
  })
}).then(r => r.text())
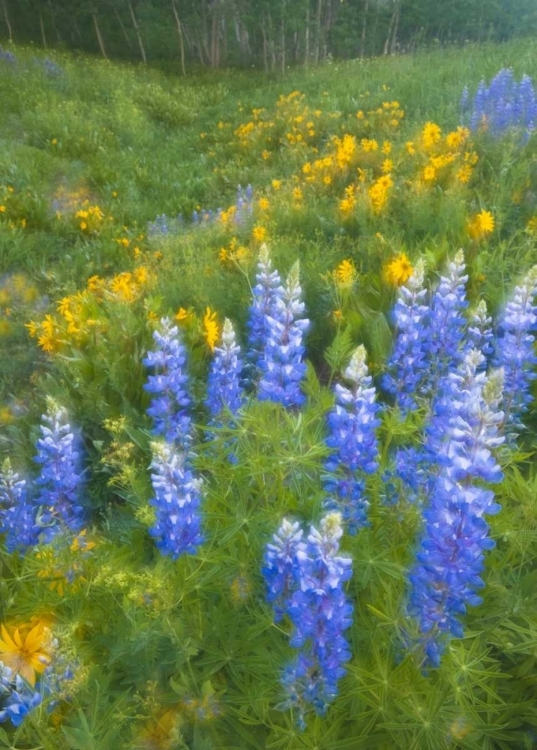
top-left (0, 39), bottom-right (537, 749)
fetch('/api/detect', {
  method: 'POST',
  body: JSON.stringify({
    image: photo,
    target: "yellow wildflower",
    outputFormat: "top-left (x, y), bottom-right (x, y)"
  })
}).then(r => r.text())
top-left (0, 623), bottom-right (51, 686)
top-left (271, 179), bottom-right (281, 191)
top-left (405, 141), bottom-right (416, 155)
top-left (262, 150), bottom-right (270, 160)
top-left (527, 216), bottom-right (537, 234)
top-left (456, 164), bottom-right (473, 184)
top-left (0, 206), bottom-right (6, 213)
top-left (467, 210), bottom-right (495, 240)
top-left (203, 307), bottom-right (219, 352)
top-left (384, 253), bottom-right (413, 286)
top-left (252, 225), bottom-right (267, 243)
top-left (333, 259), bottom-right (357, 289)
top-left (381, 159), bottom-right (393, 174)
top-left (422, 122), bottom-right (442, 149)
top-left (423, 165), bottom-right (436, 182)
top-left (382, 141), bottom-right (392, 155)
top-left (175, 307), bottom-right (192, 323)
top-left (292, 187), bottom-right (303, 202)
top-left (258, 198), bottom-right (270, 211)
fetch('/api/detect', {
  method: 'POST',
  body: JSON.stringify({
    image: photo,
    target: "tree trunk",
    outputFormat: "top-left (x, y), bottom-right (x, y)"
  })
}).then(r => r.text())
top-left (39, 11), bottom-right (47, 48)
top-left (115, 8), bottom-right (133, 50)
top-left (49, 0), bottom-right (61, 43)
top-left (128, 0), bottom-right (147, 63)
top-left (360, 0), bottom-right (369, 58)
top-left (383, 3), bottom-right (396, 55)
top-left (93, 13), bottom-right (108, 59)
top-left (280, 5), bottom-right (285, 74)
top-left (261, 14), bottom-right (268, 73)
top-left (389, 0), bottom-right (400, 54)
top-left (1, 0), bottom-right (12, 43)
top-left (171, 0), bottom-right (186, 76)
top-left (304, 4), bottom-right (309, 66)
top-left (314, 0), bottom-right (322, 63)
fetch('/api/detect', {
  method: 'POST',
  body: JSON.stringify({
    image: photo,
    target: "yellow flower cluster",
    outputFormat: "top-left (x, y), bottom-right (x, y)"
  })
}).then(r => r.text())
top-left (467, 210), bottom-right (495, 240)
top-left (218, 236), bottom-right (250, 267)
top-left (413, 124), bottom-right (476, 188)
top-left (356, 100), bottom-right (404, 132)
top-left (75, 204), bottom-right (105, 233)
top-left (368, 174), bottom-right (394, 214)
top-left (26, 266), bottom-right (153, 353)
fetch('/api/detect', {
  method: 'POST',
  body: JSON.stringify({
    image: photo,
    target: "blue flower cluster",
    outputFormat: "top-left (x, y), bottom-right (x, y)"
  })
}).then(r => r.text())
top-left (382, 259), bottom-right (429, 409)
top-left (0, 46), bottom-right (16, 65)
top-left (205, 318), bottom-right (244, 423)
top-left (494, 264), bottom-right (537, 434)
top-left (257, 260), bottom-right (310, 408)
top-left (0, 665), bottom-right (42, 727)
top-left (0, 459), bottom-right (37, 552)
top-left (263, 513), bottom-right (353, 728)
top-left (148, 441), bottom-right (204, 559)
top-left (461, 68), bottom-right (537, 140)
top-left (147, 184), bottom-right (253, 238)
top-left (33, 401), bottom-right (85, 542)
top-left (144, 317), bottom-right (203, 558)
top-left (244, 244), bottom-right (284, 385)
top-left (323, 346), bottom-right (380, 533)
top-left (408, 352), bottom-right (504, 666)
top-left (143, 318), bottom-right (192, 449)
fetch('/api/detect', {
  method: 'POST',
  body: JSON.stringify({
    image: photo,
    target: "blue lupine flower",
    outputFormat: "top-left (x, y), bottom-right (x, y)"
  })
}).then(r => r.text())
top-left (424, 250), bottom-right (468, 399)
top-left (408, 354), bottom-right (504, 666)
top-left (245, 244), bottom-right (285, 384)
top-left (0, 459), bottom-right (37, 553)
top-left (283, 513), bottom-right (353, 726)
top-left (493, 264), bottom-right (537, 433)
top-left (205, 319), bottom-right (245, 423)
top-left (463, 69), bottom-right (537, 140)
top-left (467, 299), bottom-right (494, 361)
top-left (143, 318), bottom-right (192, 449)
top-left (262, 518), bottom-right (304, 622)
top-left (33, 401), bottom-right (84, 542)
top-left (383, 259), bottom-right (430, 410)
top-left (258, 260), bottom-right (310, 408)
top-left (0, 669), bottom-right (42, 728)
top-left (148, 441), bottom-right (204, 559)
top-left (323, 346), bottom-right (380, 532)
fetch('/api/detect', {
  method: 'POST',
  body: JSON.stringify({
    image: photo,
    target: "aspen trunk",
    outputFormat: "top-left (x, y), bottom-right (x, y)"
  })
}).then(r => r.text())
top-left (115, 8), bottom-right (133, 50)
top-left (2, 0), bottom-right (12, 43)
top-left (39, 11), bottom-right (47, 48)
top-left (171, 0), bottom-right (186, 76)
top-left (360, 0), bottom-right (369, 58)
top-left (93, 13), bottom-right (108, 59)
top-left (128, 1), bottom-right (147, 63)
top-left (383, 4), bottom-right (396, 55)
top-left (304, 4), bottom-right (310, 66)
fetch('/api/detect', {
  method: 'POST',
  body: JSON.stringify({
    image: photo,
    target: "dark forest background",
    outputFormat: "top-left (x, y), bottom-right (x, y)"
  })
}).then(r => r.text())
top-left (1, 0), bottom-right (537, 72)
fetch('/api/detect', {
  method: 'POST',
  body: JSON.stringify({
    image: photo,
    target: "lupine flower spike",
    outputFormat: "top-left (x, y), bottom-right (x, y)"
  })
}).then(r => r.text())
top-left (494, 264), bottom-right (537, 434)
top-left (0, 458), bottom-right (37, 553)
top-left (33, 400), bottom-right (84, 542)
top-left (205, 318), bottom-right (245, 424)
top-left (409, 352), bottom-right (504, 666)
top-left (258, 260), bottom-right (310, 408)
top-left (148, 441), bottom-right (204, 559)
top-left (143, 317), bottom-right (192, 449)
top-left (323, 346), bottom-right (380, 532)
top-left (383, 259), bottom-right (429, 410)
top-left (245, 244), bottom-right (284, 384)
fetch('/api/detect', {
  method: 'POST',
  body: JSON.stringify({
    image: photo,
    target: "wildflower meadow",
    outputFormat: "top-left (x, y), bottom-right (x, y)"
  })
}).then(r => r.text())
top-left (0, 36), bottom-right (537, 750)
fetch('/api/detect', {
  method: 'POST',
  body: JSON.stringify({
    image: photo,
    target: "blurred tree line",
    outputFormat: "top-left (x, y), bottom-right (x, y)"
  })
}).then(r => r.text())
top-left (1, 0), bottom-right (537, 71)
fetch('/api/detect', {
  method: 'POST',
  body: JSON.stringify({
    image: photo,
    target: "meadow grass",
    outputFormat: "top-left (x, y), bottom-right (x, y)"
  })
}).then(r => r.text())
top-left (0, 38), bottom-right (536, 749)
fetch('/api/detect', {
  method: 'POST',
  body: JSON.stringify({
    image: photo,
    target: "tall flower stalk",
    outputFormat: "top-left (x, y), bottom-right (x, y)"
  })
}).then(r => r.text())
top-left (258, 260), bottom-right (310, 408)
top-left (205, 318), bottom-right (244, 425)
top-left (0, 459), bottom-right (37, 553)
top-left (33, 400), bottom-right (84, 543)
top-left (408, 352), bottom-right (504, 666)
top-left (323, 346), bottom-right (380, 532)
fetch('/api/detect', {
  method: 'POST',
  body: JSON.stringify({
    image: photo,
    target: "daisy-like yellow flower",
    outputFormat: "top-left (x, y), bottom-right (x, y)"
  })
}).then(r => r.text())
top-left (384, 253), bottom-right (413, 286)
top-left (422, 122), bottom-right (442, 149)
top-left (467, 210), bottom-right (495, 240)
top-left (381, 159), bottom-right (393, 174)
top-left (258, 197), bottom-right (270, 211)
top-left (203, 307), bottom-right (219, 352)
top-left (271, 179), bottom-right (281, 191)
top-left (333, 259), bottom-right (357, 289)
top-left (175, 307), bottom-right (192, 323)
top-left (405, 141), bottom-right (416, 155)
top-left (252, 225), bottom-right (267, 243)
top-left (527, 216), bottom-right (537, 234)
top-left (0, 623), bottom-right (51, 685)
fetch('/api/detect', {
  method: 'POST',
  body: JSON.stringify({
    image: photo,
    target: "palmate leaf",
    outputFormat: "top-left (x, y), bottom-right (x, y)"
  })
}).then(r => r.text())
top-left (324, 326), bottom-right (355, 375)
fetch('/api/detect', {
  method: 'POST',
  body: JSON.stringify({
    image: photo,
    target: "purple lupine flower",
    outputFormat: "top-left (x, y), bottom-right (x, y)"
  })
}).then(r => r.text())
top-left (323, 346), bottom-right (380, 532)
top-left (283, 513), bottom-right (353, 726)
top-left (262, 518), bottom-right (304, 622)
top-left (408, 354), bottom-right (504, 666)
top-left (463, 69), bottom-right (537, 140)
top-left (0, 459), bottom-right (37, 552)
top-left (33, 401), bottom-right (84, 542)
top-left (258, 260), bottom-right (310, 408)
top-left (148, 441), bottom-right (204, 559)
top-left (143, 318), bottom-right (192, 449)
top-left (383, 259), bottom-right (430, 410)
top-left (493, 265), bottom-right (537, 434)
top-left (467, 299), bottom-right (494, 361)
top-left (0, 669), bottom-right (42, 728)
top-left (205, 319), bottom-right (245, 423)
top-left (245, 244), bottom-right (285, 384)
top-left (424, 250), bottom-right (468, 399)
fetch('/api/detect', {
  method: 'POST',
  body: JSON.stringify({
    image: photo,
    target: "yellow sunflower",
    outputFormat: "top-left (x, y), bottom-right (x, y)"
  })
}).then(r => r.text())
top-left (384, 253), bottom-right (414, 287)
